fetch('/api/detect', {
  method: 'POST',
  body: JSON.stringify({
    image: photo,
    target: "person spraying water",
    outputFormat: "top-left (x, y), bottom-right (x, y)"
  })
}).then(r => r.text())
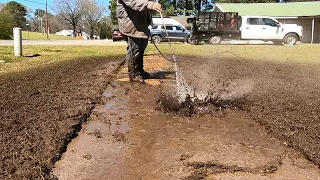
top-left (117, 0), bottom-right (192, 102)
top-left (116, 0), bottom-right (162, 83)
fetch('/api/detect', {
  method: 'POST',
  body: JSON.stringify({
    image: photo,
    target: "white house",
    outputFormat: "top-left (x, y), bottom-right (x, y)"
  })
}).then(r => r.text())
top-left (55, 30), bottom-right (73, 36)
top-left (55, 30), bottom-right (99, 40)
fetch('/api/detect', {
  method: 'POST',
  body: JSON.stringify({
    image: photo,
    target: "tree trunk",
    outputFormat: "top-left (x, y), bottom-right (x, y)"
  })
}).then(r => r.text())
top-left (90, 26), bottom-right (94, 39)
top-left (73, 25), bottom-right (76, 37)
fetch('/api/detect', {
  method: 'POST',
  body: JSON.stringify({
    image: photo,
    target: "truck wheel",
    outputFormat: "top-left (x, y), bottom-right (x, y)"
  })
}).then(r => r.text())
top-left (186, 36), bottom-right (190, 43)
top-left (152, 35), bottom-right (161, 44)
top-left (189, 39), bottom-right (197, 45)
top-left (209, 35), bottom-right (222, 45)
top-left (188, 36), bottom-right (197, 45)
top-left (284, 33), bottom-right (298, 45)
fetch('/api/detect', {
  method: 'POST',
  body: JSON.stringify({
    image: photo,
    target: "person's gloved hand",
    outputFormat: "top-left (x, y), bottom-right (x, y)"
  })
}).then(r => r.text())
top-left (152, 3), bottom-right (162, 12)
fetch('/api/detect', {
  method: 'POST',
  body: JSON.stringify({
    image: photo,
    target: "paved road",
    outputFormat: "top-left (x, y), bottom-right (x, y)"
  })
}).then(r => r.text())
top-left (0, 40), bottom-right (127, 46)
top-left (0, 39), bottom-right (278, 46)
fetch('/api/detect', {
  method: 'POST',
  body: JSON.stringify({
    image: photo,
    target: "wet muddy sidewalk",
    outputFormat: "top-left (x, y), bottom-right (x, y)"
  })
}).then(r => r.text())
top-left (53, 55), bottom-right (320, 180)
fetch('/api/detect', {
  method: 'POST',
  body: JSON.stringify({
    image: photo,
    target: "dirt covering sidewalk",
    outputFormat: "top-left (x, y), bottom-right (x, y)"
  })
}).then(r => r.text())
top-left (0, 56), bottom-right (123, 179)
top-left (53, 54), bottom-right (320, 179)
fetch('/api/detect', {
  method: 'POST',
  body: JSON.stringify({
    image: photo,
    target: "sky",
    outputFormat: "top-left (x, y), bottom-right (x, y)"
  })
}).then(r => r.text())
top-left (0, 0), bottom-right (110, 16)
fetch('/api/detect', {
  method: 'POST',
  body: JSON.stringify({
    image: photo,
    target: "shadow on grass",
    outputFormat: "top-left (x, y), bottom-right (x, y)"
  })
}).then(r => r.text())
top-left (24, 54), bottom-right (41, 58)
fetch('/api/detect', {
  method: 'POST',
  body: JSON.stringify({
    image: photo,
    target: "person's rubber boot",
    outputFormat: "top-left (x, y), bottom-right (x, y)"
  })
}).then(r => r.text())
top-left (141, 71), bottom-right (151, 79)
top-left (130, 75), bottom-right (145, 83)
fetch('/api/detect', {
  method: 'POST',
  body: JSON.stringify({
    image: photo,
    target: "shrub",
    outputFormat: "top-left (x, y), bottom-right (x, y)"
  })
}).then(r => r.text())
top-left (0, 9), bottom-right (14, 39)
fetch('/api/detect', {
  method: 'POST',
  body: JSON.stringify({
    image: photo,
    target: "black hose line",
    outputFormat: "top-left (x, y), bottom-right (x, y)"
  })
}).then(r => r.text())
top-left (151, 40), bottom-right (173, 62)
top-left (149, 10), bottom-right (175, 62)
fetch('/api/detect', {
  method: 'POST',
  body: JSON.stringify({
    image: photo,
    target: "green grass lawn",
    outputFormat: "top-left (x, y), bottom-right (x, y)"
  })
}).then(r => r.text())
top-left (0, 45), bottom-right (127, 75)
top-left (147, 44), bottom-right (320, 64)
top-left (1, 43), bottom-right (320, 75)
top-left (22, 31), bottom-right (77, 40)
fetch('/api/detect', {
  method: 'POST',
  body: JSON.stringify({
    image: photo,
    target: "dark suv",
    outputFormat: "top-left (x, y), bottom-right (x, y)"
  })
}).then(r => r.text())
top-left (149, 24), bottom-right (191, 44)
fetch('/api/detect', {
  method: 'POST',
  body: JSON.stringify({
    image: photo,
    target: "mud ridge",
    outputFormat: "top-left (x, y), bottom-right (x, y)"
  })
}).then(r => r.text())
top-left (48, 106), bottom-right (95, 179)
top-left (185, 157), bottom-right (283, 180)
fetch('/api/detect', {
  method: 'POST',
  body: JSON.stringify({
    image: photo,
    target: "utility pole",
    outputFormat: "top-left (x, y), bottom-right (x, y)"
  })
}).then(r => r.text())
top-left (39, 17), bottom-right (41, 33)
top-left (45, 0), bottom-right (49, 39)
top-left (40, 17), bottom-right (43, 33)
top-left (26, 23), bottom-right (30, 39)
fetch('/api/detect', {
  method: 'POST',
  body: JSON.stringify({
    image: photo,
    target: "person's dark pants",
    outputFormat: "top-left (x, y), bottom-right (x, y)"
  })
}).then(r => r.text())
top-left (125, 36), bottom-right (148, 78)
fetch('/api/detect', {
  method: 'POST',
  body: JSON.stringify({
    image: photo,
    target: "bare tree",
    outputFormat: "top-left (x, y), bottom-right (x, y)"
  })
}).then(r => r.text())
top-left (49, 14), bottom-right (66, 33)
top-left (82, 0), bottom-right (105, 39)
top-left (54, 0), bottom-right (85, 37)
top-left (32, 9), bottom-right (45, 33)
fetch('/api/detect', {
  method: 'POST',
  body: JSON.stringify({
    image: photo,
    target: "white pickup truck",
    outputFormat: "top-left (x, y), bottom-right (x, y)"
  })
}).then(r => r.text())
top-left (240, 16), bottom-right (303, 45)
top-left (189, 13), bottom-right (303, 45)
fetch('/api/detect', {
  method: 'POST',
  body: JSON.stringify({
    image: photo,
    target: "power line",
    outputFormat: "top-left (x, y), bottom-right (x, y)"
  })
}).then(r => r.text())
top-left (19, 0), bottom-right (46, 5)
top-left (47, 5), bottom-right (59, 14)
top-left (18, 0), bottom-right (59, 14)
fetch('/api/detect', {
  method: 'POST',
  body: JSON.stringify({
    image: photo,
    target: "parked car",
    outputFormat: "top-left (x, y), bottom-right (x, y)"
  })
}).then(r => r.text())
top-left (188, 12), bottom-right (303, 45)
top-left (112, 29), bottom-right (125, 41)
top-left (149, 17), bottom-right (191, 44)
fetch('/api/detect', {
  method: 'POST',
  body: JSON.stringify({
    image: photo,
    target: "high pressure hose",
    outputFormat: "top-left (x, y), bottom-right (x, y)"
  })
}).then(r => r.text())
top-left (150, 1), bottom-right (175, 62)
top-left (151, 41), bottom-right (172, 62)
top-left (153, 1), bottom-right (179, 74)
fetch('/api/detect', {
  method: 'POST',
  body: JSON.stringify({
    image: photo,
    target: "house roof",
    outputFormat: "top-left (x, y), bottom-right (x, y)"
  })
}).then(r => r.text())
top-left (215, 2), bottom-right (320, 17)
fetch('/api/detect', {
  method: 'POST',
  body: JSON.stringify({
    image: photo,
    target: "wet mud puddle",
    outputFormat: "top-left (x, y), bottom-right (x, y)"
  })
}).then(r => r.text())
top-left (53, 83), bottom-right (130, 179)
top-left (53, 55), bottom-right (320, 180)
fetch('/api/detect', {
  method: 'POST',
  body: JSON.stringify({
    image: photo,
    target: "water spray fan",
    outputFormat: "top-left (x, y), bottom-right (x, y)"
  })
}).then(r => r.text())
top-left (155, 1), bottom-right (194, 103)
